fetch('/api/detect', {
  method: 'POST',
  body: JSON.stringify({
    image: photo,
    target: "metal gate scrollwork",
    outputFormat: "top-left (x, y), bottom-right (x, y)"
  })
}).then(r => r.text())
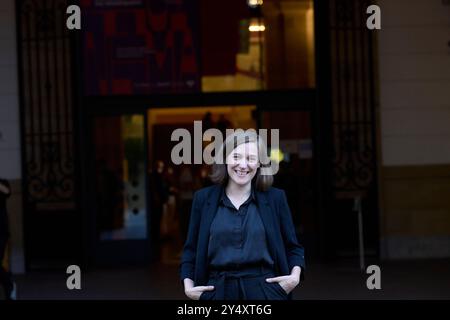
top-left (18, 0), bottom-right (76, 210)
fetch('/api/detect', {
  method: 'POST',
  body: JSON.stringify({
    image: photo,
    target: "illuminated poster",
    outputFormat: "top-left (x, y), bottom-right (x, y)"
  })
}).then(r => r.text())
top-left (82, 0), bottom-right (200, 95)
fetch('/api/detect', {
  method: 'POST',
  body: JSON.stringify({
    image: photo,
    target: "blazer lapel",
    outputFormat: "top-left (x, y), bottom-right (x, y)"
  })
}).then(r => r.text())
top-left (200, 184), bottom-right (222, 236)
top-left (196, 184), bottom-right (222, 282)
top-left (255, 190), bottom-right (279, 268)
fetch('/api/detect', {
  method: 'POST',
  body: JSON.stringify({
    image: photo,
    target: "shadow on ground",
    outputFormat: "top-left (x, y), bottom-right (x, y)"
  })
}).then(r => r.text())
top-left (5, 258), bottom-right (450, 300)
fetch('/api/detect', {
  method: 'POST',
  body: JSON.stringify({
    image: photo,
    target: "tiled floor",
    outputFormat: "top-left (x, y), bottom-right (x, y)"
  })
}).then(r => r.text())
top-left (4, 258), bottom-right (450, 300)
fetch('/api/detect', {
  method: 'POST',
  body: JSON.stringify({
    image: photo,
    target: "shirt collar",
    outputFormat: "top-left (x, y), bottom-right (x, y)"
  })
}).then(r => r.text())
top-left (220, 185), bottom-right (256, 205)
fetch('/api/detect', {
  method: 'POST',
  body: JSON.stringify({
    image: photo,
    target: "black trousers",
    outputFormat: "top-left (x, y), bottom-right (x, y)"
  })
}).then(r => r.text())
top-left (199, 265), bottom-right (289, 300)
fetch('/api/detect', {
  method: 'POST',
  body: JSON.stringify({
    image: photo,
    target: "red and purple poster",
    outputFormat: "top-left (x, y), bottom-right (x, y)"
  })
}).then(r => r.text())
top-left (82, 0), bottom-right (200, 95)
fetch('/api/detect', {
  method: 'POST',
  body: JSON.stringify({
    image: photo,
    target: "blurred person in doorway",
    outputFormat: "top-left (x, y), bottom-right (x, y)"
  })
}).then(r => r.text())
top-left (96, 159), bottom-right (124, 233)
top-left (217, 114), bottom-right (232, 138)
top-left (198, 165), bottom-right (213, 188)
top-left (202, 112), bottom-right (213, 132)
top-left (0, 178), bottom-right (16, 300)
top-left (148, 160), bottom-right (169, 261)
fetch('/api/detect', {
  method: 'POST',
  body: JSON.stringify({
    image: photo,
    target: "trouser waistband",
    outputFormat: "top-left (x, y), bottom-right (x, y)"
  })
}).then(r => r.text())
top-left (209, 265), bottom-right (274, 279)
top-left (208, 265), bottom-right (275, 299)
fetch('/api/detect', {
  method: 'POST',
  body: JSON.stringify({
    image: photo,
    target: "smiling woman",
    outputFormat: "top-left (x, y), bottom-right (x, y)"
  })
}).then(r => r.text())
top-left (180, 130), bottom-right (305, 300)
top-left (209, 130), bottom-right (274, 191)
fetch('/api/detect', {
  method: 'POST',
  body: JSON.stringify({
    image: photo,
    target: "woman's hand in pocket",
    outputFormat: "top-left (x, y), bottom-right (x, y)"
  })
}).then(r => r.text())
top-left (184, 278), bottom-right (215, 300)
top-left (266, 267), bottom-right (301, 295)
top-left (265, 275), bottom-right (298, 294)
top-left (185, 285), bottom-right (215, 300)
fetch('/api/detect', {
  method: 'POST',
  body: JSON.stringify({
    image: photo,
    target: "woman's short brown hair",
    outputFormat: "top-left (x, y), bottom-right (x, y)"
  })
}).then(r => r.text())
top-left (209, 129), bottom-right (274, 191)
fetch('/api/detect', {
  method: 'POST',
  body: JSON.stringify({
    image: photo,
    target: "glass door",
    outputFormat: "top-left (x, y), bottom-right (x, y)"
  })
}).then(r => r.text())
top-left (89, 113), bottom-right (150, 265)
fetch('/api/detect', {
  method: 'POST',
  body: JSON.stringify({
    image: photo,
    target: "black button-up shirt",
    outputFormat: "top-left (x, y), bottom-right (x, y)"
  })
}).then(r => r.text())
top-left (207, 187), bottom-right (274, 269)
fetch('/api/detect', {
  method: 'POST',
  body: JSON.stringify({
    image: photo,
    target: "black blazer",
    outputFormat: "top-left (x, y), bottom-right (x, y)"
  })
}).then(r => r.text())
top-left (180, 184), bottom-right (305, 286)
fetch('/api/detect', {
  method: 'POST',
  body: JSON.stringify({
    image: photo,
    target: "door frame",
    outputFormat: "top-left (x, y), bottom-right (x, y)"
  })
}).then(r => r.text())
top-left (84, 109), bottom-right (151, 267)
top-left (81, 89), bottom-right (321, 266)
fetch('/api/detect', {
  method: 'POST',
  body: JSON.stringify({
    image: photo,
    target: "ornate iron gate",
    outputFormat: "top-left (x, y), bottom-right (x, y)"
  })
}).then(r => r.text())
top-left (16, 0), bottom-right (80, 268)
top-left (328, 0), bottom-right (379, 257)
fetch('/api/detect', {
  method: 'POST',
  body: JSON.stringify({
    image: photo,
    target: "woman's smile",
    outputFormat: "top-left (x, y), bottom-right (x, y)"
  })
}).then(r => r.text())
top-left (234, 169), bottom-right (250, 177)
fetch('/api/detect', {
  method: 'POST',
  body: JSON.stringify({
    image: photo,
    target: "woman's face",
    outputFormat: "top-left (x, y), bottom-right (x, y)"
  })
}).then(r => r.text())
top-left (226, 142), bottom-right (259, 187)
